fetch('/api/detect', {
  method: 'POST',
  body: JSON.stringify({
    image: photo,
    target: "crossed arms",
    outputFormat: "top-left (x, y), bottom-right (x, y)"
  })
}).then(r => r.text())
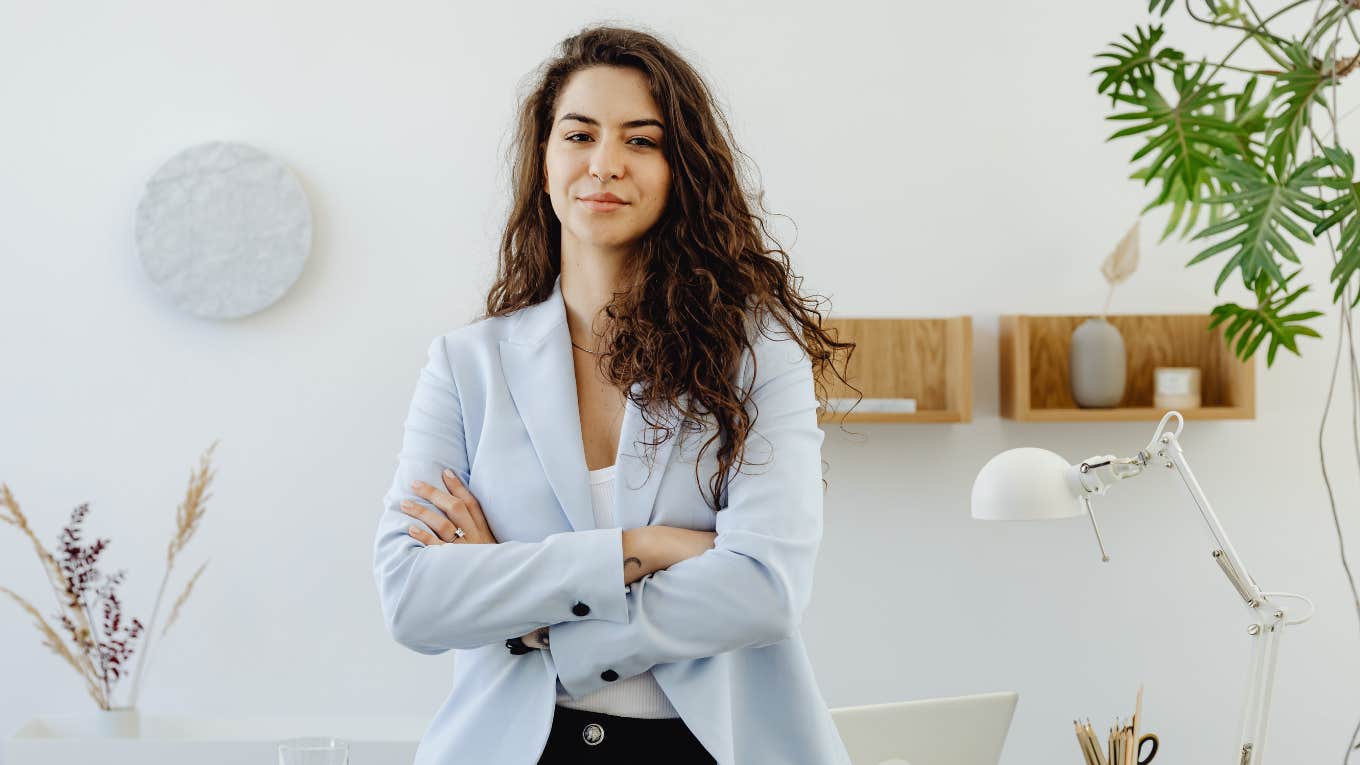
top-left (372, 323), bottom-right (825, 698)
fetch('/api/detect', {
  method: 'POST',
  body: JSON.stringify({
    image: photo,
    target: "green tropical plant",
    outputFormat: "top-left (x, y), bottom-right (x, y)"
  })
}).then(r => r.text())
top-left (1096, 6), bottom-right (1360, 762)
top-left (1092, 0), bottom-right (1360, 366)
top-left (1207, 267), bottom-right (1323, 364)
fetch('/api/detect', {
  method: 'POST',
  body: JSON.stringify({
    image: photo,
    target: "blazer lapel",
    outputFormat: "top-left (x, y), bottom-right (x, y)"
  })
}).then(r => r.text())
top-left (499, 275), bottom-right (681, 533)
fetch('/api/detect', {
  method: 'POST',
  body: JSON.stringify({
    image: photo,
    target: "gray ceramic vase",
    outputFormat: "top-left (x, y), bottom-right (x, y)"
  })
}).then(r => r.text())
top-left (1070, 318), bottom-right (1126, 407)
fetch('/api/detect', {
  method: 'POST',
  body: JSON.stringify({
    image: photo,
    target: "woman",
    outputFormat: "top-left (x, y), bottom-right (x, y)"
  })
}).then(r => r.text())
top-left (373, 23), bottom-right (857, 765)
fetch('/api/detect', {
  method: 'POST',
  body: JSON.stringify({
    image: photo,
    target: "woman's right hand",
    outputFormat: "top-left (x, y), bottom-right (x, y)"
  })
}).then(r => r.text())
top-left (621, 526), bottom-right (716, 586)
top-left (649, 526), bottom-right (718, 568)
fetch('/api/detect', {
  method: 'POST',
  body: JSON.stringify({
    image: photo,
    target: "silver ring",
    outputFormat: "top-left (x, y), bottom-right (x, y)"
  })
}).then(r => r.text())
top-left (453, 527), bottom-right (466, 539)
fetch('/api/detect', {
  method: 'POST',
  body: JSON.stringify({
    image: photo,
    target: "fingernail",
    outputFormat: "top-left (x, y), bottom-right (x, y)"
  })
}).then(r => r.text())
top-left (443, 468), bottom-right (455, 479)
top-left (410, 480), bottom-right (421, 489)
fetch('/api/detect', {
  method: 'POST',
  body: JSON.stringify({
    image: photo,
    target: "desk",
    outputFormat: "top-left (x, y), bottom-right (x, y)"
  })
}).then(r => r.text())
top-left (6, 715), bottom-right (427, 764)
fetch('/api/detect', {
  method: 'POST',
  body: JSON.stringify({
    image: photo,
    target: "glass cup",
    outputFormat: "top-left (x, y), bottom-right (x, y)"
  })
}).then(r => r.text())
top-left (277, 737), bottom-right (349, 765)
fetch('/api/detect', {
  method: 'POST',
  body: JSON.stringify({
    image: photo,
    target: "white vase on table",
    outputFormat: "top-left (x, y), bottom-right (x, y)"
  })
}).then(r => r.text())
top-left (88, 706), bottom-right (141, 737)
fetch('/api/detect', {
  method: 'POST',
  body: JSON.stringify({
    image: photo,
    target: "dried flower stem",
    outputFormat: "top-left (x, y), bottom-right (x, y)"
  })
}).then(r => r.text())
top-left (127, 441), bottom-right (217, 708)
top-left (0, 486), bottom-right (109, 707)
top-left (163, 560), bottom-right (208, 637)
top-left (0, 586), bottom-right (106, 707)
top-left (1099, 222), bottom-right (1140, 320)
top-left (81, 598), bottom-right (108, 702)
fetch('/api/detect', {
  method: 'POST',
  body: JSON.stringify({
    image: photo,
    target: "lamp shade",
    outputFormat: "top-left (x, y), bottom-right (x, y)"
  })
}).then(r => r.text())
top-left (971, 447), bottom-right (1085, 521)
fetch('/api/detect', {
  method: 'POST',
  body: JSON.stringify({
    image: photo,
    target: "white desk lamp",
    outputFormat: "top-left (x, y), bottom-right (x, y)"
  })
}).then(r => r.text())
top-left (970, 411), bottom-right (1314, 765)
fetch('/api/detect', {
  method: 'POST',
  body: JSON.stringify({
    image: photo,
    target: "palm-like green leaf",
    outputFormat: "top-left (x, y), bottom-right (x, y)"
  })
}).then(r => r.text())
top-left (1264, 42), bottom-right (1330, 177)
top-left (1140, 75), bottom-right (1267, 242)
top-left (1208, 0), bottom-right (1242, 21)
top-left (1311, 145), bottom-right (1360, 306)
top-left (1092, 25), bottom-right (1183, 105)
top-left (1189, 154), bottom-right (1328, 293)
top-left (1105, 61), bottom-right (1242, 196)
top-left (1224, 75), bottom-right (1269, 159)
top-left (1208, 270), bottom-right (1323, 365)
top-left (1132, 164), bottom-right (1224, 242)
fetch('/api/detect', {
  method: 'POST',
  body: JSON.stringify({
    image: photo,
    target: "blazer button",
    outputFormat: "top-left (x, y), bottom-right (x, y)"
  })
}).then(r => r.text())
top-left (572, 602), bottom-right (591, 617)
top-left (601, 669), bottom-right (619, 682)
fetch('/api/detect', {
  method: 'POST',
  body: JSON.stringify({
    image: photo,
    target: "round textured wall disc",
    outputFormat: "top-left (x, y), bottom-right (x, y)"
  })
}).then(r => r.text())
top-left (135, 141), bottom-right (312, 319)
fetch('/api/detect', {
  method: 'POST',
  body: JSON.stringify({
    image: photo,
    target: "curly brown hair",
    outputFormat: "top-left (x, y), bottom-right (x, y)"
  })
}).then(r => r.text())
top-left (480, 23), bottom-right (860, 511)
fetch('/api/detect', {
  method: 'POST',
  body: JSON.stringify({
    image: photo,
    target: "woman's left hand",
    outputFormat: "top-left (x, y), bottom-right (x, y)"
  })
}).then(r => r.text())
top-left (519, 626), bottom-right (550, 650)
top-left (402, 469), bottom-right (499, 545)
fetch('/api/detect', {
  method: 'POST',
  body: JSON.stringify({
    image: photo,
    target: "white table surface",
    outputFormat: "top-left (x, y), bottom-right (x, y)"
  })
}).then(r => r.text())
top-left (6, 715), bottom-right (429, 765)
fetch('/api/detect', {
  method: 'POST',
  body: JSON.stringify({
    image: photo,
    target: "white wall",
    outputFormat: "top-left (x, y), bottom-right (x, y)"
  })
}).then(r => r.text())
top-left (3, 1), bottom-right (1358, 762)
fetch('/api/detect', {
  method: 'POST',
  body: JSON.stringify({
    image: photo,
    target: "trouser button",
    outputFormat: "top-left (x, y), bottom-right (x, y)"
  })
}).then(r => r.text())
top-left (582, 722), bottom-right (605, 746)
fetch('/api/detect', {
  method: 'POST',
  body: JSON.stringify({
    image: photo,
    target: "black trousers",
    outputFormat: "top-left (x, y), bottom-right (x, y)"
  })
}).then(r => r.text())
top-left (536, 705), bottom-right (717, 764)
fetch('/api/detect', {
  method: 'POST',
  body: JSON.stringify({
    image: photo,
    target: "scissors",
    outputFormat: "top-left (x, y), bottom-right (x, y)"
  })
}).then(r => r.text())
top-left (1135, 731), bottom-right (1159, 764)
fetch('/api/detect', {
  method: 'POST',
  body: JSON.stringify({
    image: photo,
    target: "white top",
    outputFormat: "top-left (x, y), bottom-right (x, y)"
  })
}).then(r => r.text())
top-left (552, 462), bottom-right (680, 718)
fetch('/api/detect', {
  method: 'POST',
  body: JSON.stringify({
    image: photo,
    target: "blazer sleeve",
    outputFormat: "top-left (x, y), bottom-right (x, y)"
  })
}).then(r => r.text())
top-left (547, 319), bottom-right (826, 698)
top-left (372, 335), bottom-right (630, 655)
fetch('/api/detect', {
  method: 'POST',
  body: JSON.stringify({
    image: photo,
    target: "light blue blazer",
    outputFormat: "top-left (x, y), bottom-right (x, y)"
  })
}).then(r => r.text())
top-left (373, 274), bottom-right (851, 764)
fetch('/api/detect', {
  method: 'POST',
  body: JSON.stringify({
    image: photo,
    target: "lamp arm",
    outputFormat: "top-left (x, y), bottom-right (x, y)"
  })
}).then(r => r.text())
top-left (1073, 413), bottom-right (1271, 608)
top-left (1073, 412), bottom-right (1314, 765)
top-left (1152, 428), bottom-right (1310, 765)
top-left (1155, 432), bottom-right (1264, 607)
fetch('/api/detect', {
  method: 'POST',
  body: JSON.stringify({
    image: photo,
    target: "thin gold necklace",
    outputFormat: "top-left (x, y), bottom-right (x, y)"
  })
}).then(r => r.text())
top-left (571, 340), bottom-right (601, 354)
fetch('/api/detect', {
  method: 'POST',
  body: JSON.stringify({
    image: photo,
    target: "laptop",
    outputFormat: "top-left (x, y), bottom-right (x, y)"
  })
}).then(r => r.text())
top-left (831, 691), bottom-right (1019, 765)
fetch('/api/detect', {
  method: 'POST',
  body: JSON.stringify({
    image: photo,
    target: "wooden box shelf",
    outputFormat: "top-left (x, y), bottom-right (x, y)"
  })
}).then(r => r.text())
top-left (815, 317), bottom-right (972, 424)
top-left (999, 314), bottom-right (1255, 422)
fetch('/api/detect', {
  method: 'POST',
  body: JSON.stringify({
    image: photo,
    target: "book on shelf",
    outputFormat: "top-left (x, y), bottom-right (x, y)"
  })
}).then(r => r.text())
top-left (823, 397), bottom-right (916, 413)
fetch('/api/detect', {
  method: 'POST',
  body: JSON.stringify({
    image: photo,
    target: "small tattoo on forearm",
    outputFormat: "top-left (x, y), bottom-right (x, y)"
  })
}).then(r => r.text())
top-left (624, 556), bottom-right (642, 570)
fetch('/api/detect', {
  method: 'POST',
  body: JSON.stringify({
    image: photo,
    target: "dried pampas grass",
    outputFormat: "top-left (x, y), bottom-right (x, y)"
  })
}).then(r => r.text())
top-left (0, 441), bottom-right (218, 710)
top-left (162, 560), bottom-right (208, 638)
top-left (128, 440), bottom-right (218, 707)
top-left (0, 585), bottom-right (105, 707)
top-left (167, 443), bottom-right (216, 566)
top-left (1101, 221), bottom-right (1141, 317)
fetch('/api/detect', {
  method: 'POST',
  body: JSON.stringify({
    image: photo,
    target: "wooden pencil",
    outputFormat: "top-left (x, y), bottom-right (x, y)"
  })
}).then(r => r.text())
top-left (1133, 685), bottom-right (1143, 765)
top-left (1075, 720), bottom-right (1096, 765)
